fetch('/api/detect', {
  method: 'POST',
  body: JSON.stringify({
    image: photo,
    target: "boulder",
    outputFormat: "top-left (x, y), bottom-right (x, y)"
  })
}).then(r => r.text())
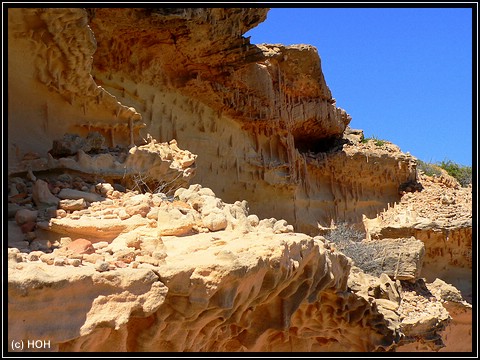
top-left (352, 237), bottom-right (425, 281)
top-left (57, 189), bottom-right (104, 203)
top-left (157, 203), bottom-right (197, 236)
top-left (65, 238), bottom-right (95, 255)
top-left (202, 210), bottom-right (228, 232)
top-left (32, 179), bottom-right (60, 207)
top-left (15, 208), bottom-right (38, 225)
top-left (59, 198), bottom-right (87, 211)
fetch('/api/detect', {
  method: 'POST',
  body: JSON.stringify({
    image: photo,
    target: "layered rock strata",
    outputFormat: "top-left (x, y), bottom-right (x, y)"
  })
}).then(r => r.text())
top-left (363, 173), bottom-right (472, 298)
top-left (8, 7), bottom-right (417, 234)
top-left (362, 172), bottom-right (473, 352)
top-left (87, 8), bottom-right (417, 233)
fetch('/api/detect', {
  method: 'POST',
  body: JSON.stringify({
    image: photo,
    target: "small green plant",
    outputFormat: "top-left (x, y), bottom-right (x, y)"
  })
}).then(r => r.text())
top-left (416, 159), bottom-right (443, 178)
top-left (438, 159), bottom-right (472, 187)
top-left (417, 158), bottom-right (472, 187)
top-left (361, 135), bottom-right (386, 147)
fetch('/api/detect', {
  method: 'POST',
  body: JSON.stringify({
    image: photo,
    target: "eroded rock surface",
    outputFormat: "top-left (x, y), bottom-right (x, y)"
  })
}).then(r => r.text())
top-left (8, 8), bottom-right (144, 168)
top-left (7, 171), bottom-right (466, 352)
top-left (362, 172), bottom-right (473, 352)
top-left (363, 173), bottom-right (472, 298)
top-left (8, 7), bottom-right (419, 234)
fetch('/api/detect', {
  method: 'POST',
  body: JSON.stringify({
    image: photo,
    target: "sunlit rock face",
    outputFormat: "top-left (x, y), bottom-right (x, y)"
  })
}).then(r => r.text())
top-left (85, 8), bottom-right (416, 234)
top-left (7, 8), bottom-right (144, 170)
top-left (363, 173), bottom-right (472, 353)
top-left (363, 173), bottom-right (472, 299)
top-left (8, 7), bottom-right (416, 234)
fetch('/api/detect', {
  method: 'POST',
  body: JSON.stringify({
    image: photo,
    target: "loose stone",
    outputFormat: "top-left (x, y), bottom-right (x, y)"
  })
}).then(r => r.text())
top-left (54, 257), bottom-right (66, 266)
top-left (95, 260), bottom-right (110, 272)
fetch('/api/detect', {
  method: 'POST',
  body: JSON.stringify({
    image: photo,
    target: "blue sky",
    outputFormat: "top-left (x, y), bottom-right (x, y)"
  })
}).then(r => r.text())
top-left (245, 7), bottom-right (473, 166)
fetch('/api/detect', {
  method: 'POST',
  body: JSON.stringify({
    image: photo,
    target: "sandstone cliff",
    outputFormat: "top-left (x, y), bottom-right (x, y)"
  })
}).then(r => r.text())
top-left (7, 7), bottom-right (472, 353)
top-left (8, 7), bottom-right (417, 234)
top-left (87, 8), bottom-right (418, 235)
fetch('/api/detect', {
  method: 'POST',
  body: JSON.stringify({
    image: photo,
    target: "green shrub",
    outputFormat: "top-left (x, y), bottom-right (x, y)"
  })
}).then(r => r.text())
top-left (438, 160), bottom-right (472, 187)
top-left (416, 159), bottom-right (443, 178)
top-left (417, 158), bottom-right (472, 187)
top-left (360, 135), bottom-right (386, 147)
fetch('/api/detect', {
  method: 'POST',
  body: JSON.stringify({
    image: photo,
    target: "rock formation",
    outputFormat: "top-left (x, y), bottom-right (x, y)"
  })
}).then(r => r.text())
top-left (7, 179), bottom-right (463, 352)
top-left (362, 172), bottom-right (473, 352)
top-left (7, 7), bottom-right (472, 353)
top-left (86, 8), bottom-right (417, 234)
top-left (363, 172), bottom-right (472, 300)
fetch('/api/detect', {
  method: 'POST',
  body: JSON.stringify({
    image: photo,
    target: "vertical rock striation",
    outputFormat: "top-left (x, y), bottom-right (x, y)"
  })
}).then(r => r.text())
top-left (85, 8), bottom-right (415, 233)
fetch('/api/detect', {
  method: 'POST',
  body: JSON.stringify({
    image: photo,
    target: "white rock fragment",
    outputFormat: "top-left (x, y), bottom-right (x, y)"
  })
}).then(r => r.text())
top-left (95, 260), bottom-right (110, 272)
